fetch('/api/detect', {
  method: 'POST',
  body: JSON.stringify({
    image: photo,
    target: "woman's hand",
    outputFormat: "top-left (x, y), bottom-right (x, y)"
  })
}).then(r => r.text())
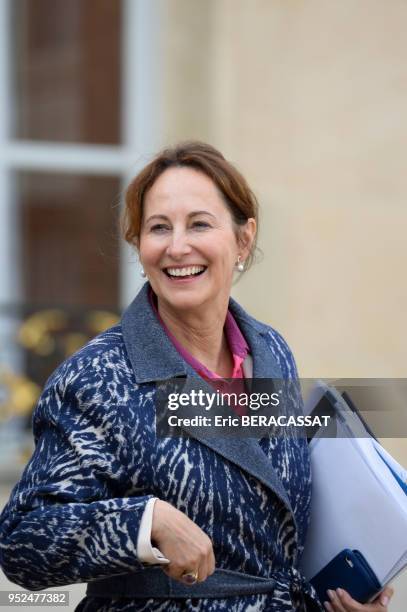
top-left (323, 585), bottom-right (394, 611)
top-left (151, 499), bottom-right (216, 584)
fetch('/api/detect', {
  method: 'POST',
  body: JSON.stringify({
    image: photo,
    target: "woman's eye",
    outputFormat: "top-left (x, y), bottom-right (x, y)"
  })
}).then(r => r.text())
top-left (150, 224), bottom-right (170, 233)
top-left (191, 221), bottom-right (211, 230)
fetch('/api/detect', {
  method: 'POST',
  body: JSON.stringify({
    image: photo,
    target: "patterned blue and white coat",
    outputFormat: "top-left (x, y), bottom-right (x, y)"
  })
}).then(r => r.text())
top-left (0, 283), bottom-right (322, 611)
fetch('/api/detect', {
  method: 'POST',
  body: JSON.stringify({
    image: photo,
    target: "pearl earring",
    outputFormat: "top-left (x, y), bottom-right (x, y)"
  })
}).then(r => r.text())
top-left (236, 256), bottom-right (244, 272)
top-left (140, 266), bottom-right (146, 278)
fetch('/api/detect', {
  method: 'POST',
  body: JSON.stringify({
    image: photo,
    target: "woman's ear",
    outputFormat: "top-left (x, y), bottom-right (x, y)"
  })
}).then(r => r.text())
top-left (239, 218), bottom-right (257, 258)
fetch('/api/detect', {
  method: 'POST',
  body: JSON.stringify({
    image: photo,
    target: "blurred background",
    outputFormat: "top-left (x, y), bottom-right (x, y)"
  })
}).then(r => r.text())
top-left (0, 0), bottom-right (406, 608)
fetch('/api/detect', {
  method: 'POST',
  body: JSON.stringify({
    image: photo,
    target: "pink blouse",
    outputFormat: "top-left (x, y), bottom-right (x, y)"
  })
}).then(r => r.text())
top-left (149, 290), bottom-right (250, 415)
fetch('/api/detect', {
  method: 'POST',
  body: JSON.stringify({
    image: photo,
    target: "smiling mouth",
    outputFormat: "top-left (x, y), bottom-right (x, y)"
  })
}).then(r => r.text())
top-left (163, 265), bottom-right (207, 279)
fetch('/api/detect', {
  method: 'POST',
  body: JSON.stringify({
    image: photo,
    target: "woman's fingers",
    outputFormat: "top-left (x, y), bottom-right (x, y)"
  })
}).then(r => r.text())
top-left (194, 537), bottom-right (213, 583)
top-left (375, 585), bottom-right (394, 608)
top-left (161, 537), bottom-right (212, 583)
top-left (201, 537), bottom-right (216, 582)
top-left (325, 589), bottom-right (348, 611)
top-left (324, 586), bottom-right (394, 612)
top-left (151, 499), bottom-right (215, 584)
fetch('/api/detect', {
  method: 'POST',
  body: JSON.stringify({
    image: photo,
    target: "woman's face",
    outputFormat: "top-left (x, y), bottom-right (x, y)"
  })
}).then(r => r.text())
top-left (139, 166), bottom-right (255, 314)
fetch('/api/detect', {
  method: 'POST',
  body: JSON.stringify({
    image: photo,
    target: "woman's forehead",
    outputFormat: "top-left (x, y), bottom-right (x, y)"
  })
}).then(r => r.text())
top-left (148, 166), bottom-right (217, 196)
top-left (144, 167), bottom-right (228, 216)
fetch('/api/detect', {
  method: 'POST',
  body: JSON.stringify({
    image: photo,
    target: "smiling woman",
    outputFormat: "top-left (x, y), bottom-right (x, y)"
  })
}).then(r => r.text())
top-left (140, 167), bottom-right (255, 325)
top-left (123, 142), bottom-right (259, 264)
top-left (0, 142), bottom-right (393, 612)
top-left (123, 143), bottom-right (258, 377)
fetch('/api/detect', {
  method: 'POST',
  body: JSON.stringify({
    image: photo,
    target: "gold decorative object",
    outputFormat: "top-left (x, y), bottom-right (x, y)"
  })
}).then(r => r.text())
top-left (63, 333), bottom-right (89, 357)
top-left (87, 311), bottom-right (120, 335)
top-left (0, 369), bottom-right (41, 420)
top-left (18, 310), bottom-right (67, 356)
top-left (0, 307), bottom-right (119, 422)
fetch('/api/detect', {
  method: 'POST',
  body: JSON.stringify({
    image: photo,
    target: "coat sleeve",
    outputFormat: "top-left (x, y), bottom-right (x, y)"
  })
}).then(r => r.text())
top-left (0, 364), bottom-right (154, 591)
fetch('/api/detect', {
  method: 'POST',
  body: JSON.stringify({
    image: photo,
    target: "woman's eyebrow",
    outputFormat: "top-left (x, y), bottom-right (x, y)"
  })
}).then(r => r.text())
top-left (145, 210), bottom-right (216, 224)
top-left (145, 214), bottom-right (169, 224)
top-left (188, 210), bottom-right (216, 219)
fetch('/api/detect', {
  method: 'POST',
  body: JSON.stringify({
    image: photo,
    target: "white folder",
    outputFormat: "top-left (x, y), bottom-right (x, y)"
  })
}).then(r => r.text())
top-left (300, 382), bottom-right (407, 588)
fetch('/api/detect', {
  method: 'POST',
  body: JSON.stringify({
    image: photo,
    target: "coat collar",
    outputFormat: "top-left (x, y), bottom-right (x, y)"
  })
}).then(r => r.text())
top-left (121, 283), bottom-right (187, 384)
top-left (121, 283), bottom-right (294, 519)
top-left (121, 282), bottom-right (283, 383)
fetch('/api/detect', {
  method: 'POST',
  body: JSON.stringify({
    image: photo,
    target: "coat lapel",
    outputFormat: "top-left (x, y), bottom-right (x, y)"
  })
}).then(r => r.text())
top-left (121, 283), bottom-right (294, 518)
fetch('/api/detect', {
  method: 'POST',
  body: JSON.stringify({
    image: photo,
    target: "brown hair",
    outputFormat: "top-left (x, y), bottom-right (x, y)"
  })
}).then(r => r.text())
top-left (122, 141), bottom-right (259, 270)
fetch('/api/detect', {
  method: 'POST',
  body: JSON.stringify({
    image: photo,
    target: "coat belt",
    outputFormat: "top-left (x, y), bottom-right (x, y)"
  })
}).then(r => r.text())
top-left (86, 567), bottom-right (277, 599)
top-left (86, 566), bottom-right (318, 602)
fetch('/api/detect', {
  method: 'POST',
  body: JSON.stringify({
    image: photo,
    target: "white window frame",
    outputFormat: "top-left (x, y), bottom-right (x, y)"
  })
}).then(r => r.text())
top-left (0, 0), bottom-right (163, 312)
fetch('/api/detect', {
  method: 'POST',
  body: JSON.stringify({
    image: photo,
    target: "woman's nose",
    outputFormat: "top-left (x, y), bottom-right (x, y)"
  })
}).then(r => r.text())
top-left (166, 230), bottom-right (192, 259)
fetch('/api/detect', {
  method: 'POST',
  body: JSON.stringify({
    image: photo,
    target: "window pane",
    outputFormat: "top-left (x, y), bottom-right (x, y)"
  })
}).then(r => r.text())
top-left (12, 0), bottom-right (122, 144)
top-left (17, 171), bottom-right (121, 308)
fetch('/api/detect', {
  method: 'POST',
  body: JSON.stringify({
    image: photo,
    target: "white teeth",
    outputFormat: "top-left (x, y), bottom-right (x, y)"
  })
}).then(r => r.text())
top-left (166, 266), bottom-right (206, 277)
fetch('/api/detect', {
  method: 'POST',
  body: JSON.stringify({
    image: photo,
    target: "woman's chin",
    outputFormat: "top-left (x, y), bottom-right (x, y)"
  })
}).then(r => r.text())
top-left (160, 288), bottom-right (211, 313)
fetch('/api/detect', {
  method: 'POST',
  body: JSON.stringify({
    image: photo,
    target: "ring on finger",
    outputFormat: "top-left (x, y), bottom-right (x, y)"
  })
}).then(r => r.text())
top-left (181, 570), bottom-right (199, 585)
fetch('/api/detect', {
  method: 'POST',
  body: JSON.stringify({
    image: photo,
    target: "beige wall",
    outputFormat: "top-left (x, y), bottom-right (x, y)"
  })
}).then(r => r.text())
top-left (161, 0), bottom-right (407, 377)
top-left (160, 1), bottom-right (407, 608)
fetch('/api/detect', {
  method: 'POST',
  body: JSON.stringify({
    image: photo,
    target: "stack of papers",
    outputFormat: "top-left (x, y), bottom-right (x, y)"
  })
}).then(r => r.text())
top-left (300, 382), bottom-right (407, 588)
